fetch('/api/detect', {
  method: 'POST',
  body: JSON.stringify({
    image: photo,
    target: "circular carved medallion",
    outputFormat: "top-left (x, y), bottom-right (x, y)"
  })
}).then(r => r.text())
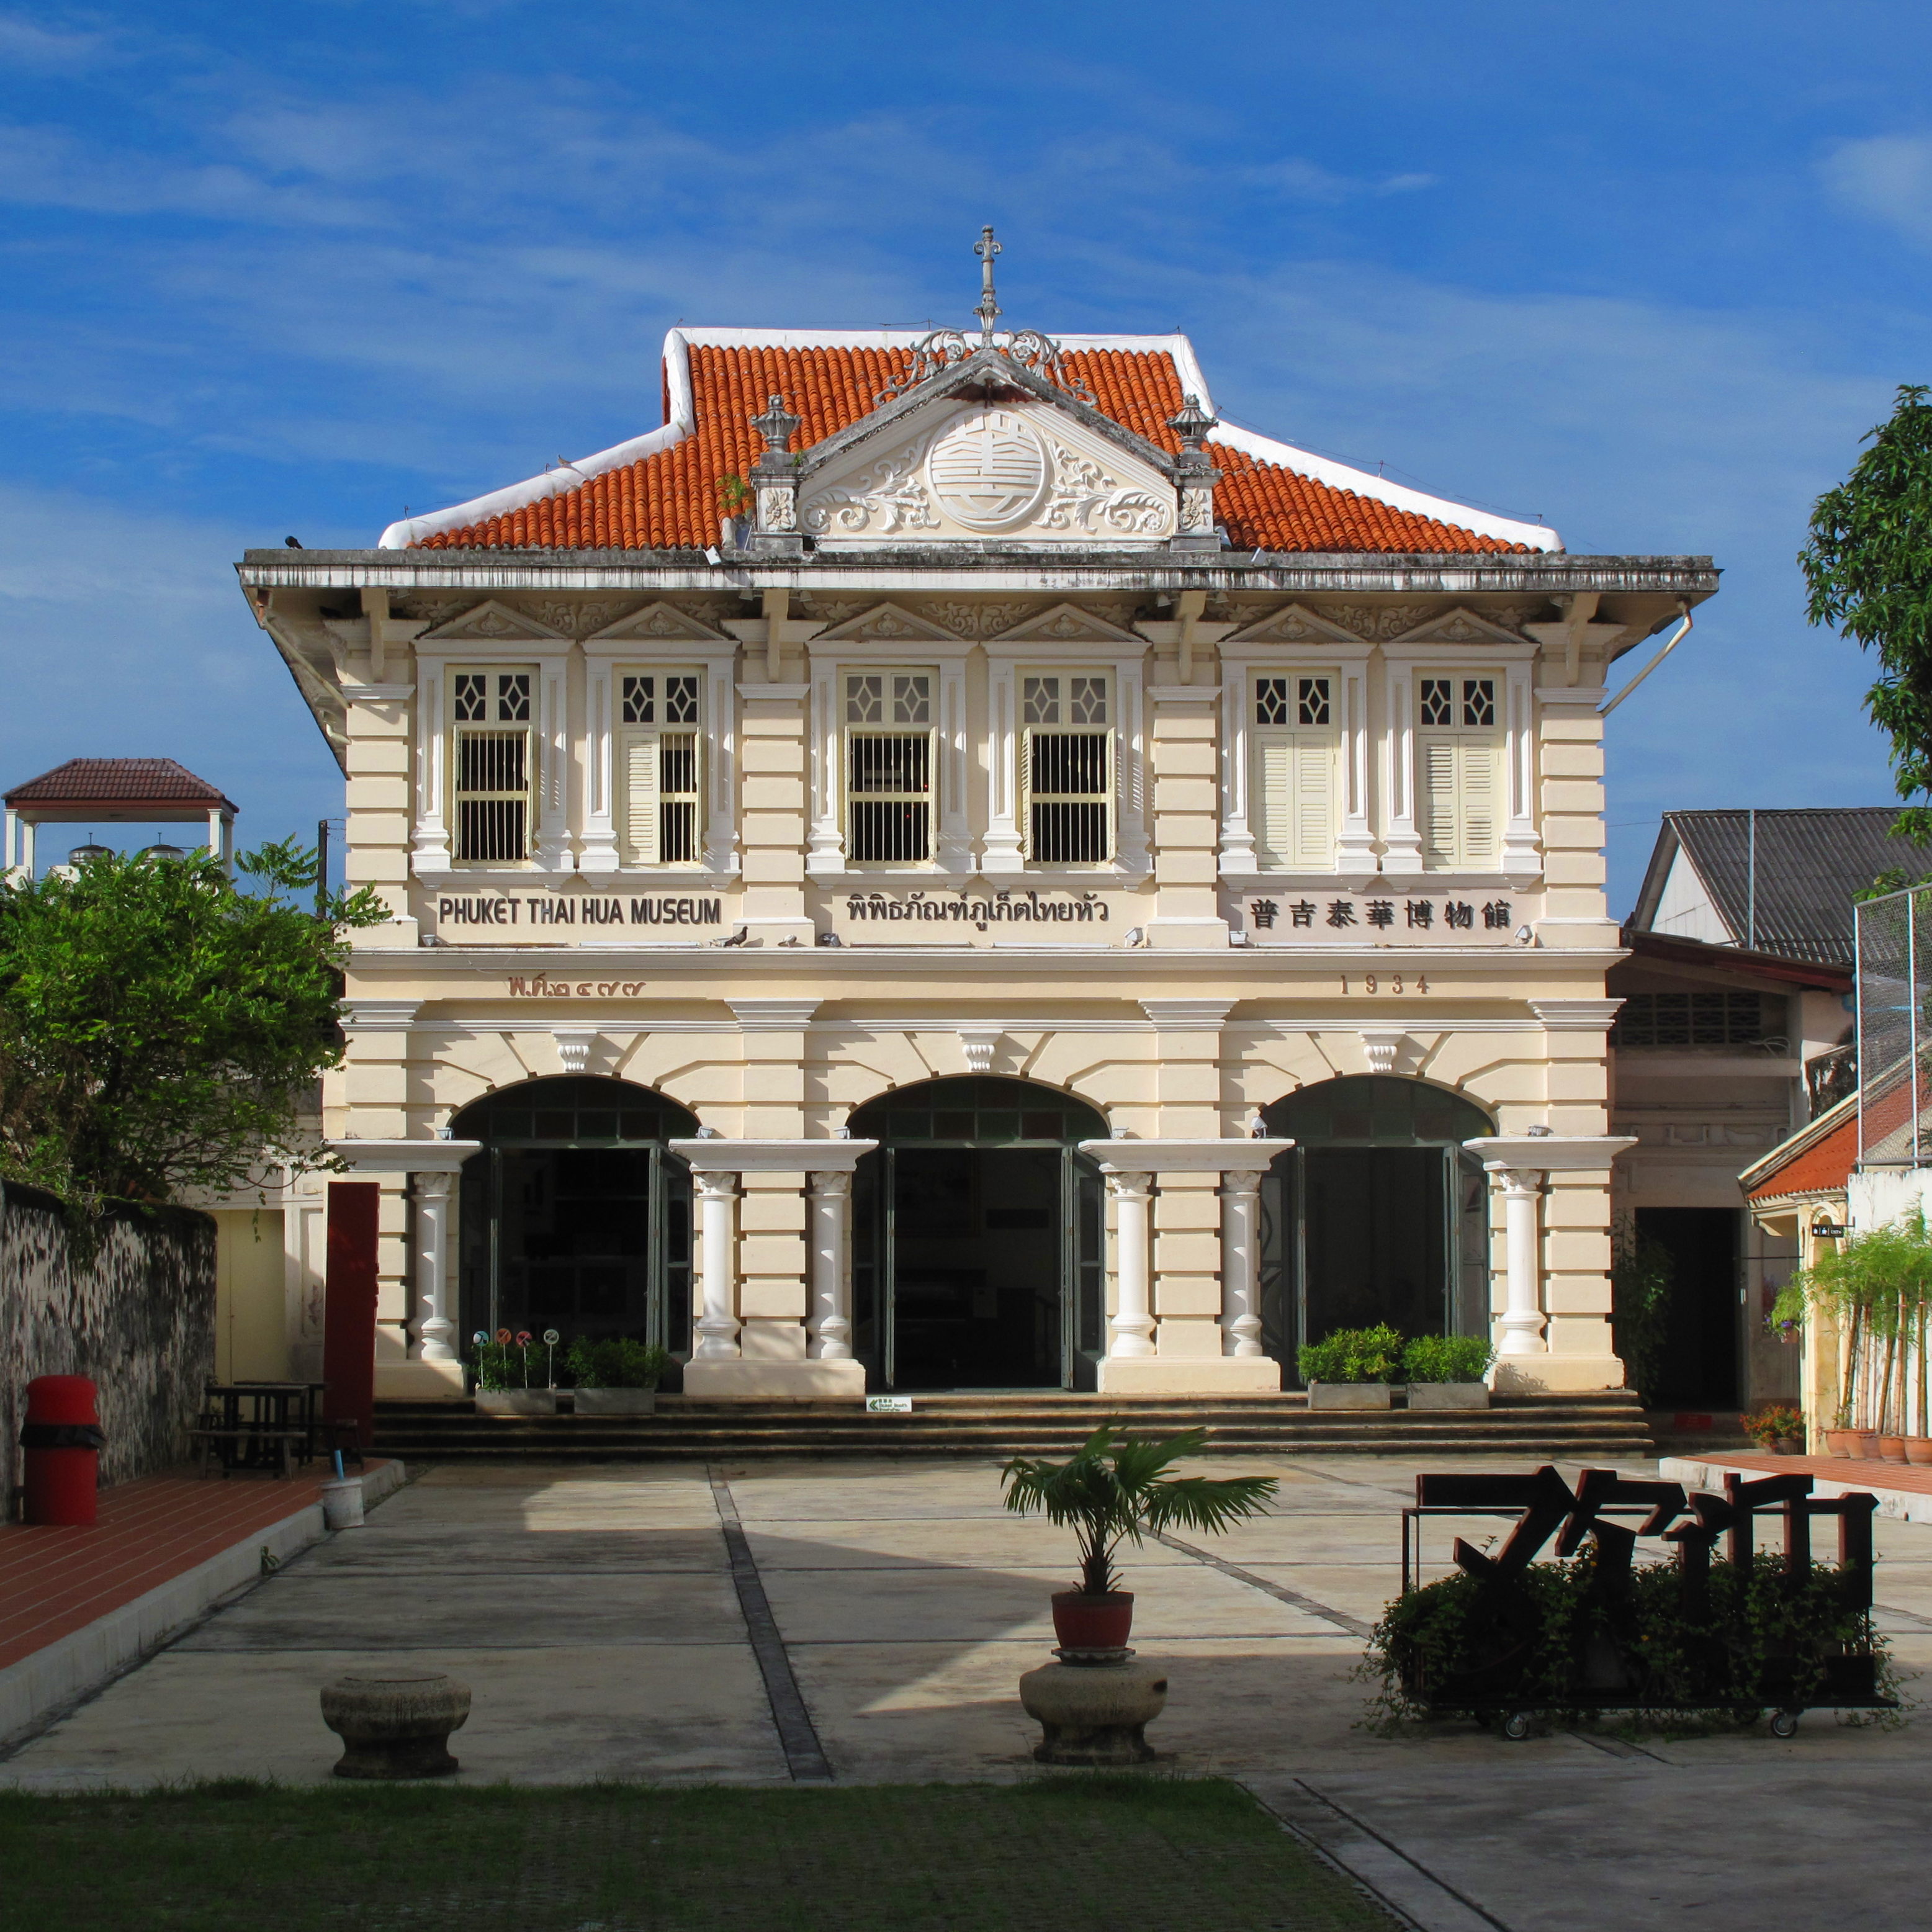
top-left (927, 408), bottom-right (1049, 531)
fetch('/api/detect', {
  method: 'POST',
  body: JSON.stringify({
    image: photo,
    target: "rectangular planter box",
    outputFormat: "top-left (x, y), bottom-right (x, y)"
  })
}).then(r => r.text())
top-left (571, 1388), bottom-right (658, 1417)
top-left (474, 1390), bottom-right (558, 1417)
top-left (1308, 1382), bottom-right (1391, 1410)
top-left (1406, 1382), bottom-right (1490, 1411)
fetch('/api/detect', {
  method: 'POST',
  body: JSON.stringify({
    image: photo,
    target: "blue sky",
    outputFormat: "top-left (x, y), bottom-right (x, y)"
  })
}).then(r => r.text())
top-left (1, 0), bottom-right (1926, 908)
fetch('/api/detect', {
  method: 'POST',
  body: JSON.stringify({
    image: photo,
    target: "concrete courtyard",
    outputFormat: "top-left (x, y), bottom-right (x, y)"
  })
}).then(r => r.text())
top-left (7, 1452), bottom-right (1932, 1930)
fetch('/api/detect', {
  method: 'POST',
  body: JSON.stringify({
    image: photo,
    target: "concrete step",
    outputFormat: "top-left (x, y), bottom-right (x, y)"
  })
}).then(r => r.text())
top-left (372, 1390), bottom-right (1655, 1462)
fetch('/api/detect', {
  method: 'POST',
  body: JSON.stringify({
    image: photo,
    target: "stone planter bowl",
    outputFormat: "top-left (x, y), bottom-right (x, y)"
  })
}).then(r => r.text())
top-left (572, 1388), bottom-right (657, 1416)
top-left (1020, 1659), bottom-right (1167, 1766)
top-left (1406, 1382), bottom-right (1489, 1411)
top-left (474, 1390), bottom-right (557, 1417)
top-left (321, 1672), bottom-right (470, 1779)
top-left (1307, 1382), bottom-right (1391, 1411)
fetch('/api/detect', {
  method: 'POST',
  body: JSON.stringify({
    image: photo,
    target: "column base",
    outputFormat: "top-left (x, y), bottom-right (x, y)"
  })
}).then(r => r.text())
top-left (375, 1360), bottom-right (467, 1400)
top-left (1095, 1357), bottom-right (1282, 1395)
top-left (1493, 1356), bottom-right (1627, 1395)
top-left (681, 1359), bottom-right (868, 1400)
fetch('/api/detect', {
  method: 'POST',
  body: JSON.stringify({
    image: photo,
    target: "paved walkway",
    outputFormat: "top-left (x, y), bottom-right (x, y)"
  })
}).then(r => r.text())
top-left (9, 1452), bottom-right (1932, 1929)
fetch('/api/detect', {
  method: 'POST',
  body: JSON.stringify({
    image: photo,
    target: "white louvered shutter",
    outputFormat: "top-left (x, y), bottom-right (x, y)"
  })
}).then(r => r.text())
top-left (1254, 736), bottom-right (1336, 869)
top-left (1418, 675), bottom-right (1503, 869)
top-left (620, 731), bottom-right (661, 865)
top-left (1455, 739), bottom-right (1500, 868)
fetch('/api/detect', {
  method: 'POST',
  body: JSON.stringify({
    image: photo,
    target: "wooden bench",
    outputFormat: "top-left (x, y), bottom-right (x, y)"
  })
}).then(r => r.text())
top-left (188, 1423), bottom-right (308, 1480)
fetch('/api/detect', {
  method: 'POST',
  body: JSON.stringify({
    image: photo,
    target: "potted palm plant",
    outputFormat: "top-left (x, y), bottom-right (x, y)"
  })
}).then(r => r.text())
top-left (1001, 1427), bottom-right (1277, 1653)
top-left (566, 1337), bottom-right (671, 1416)
top-left (1299, 1324), bottom-right (1402, 1409)
top-left (1403, 1334), bottom-right (1495, 1409)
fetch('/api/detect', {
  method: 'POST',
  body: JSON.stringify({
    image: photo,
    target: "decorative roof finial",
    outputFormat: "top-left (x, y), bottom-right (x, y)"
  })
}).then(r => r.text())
top-left (1167, 393), bottom-right (1218, 454)
top-left (974, 225), bottom-right (1002, 346)
top-left (751, 393), bottom-right (800, 455)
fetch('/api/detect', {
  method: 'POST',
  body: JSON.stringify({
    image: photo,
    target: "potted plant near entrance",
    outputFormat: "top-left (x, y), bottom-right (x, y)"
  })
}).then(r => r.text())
top-left (1001, 1427), bottom-right (1277, 1653)
top-left (1403, 1334), bottom-right (1496, 1410)
top-left (470, 1329), bottom-right (559, 1416)
top-left (1744, 1404), bottom-right (1806, 1455)
top-left (566, 1337), bottom-right (671, 1416)
top-left (1300, 1324), bottom-right (1403, 1410)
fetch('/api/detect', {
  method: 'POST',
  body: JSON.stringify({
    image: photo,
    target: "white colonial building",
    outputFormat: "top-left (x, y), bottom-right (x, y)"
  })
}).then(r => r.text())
top-left (236, 246), bottom-right (1715, 1404)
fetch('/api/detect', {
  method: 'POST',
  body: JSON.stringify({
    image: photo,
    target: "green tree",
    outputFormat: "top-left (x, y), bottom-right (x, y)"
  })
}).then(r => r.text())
top-left (0, 842), bottom-right (385, 1211)
top-left (1800, 382), bottom-right (1932, 865)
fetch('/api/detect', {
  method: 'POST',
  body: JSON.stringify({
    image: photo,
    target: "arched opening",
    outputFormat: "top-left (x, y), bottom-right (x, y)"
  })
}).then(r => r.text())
top-left (848, 1076), bottom-right (1107, 1393)
top-left (452, 1077), bottom-right (698, 1357)
top-left (1258, 1076), bottom-right (1494, 1379)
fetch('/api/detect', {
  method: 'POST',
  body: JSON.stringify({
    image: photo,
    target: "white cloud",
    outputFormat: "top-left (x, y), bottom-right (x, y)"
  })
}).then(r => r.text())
top-left (0, 12), bottom-right (112, 68)
top-left (1819, 134), bottom-right (1932, 246)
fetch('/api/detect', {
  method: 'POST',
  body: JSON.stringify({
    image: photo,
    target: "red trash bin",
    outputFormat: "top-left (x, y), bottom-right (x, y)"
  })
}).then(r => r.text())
top-left (22, 1376), bottom-right (104, 1526)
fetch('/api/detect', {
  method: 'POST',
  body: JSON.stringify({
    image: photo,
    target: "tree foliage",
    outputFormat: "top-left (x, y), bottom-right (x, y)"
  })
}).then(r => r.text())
top-left (0, 842), bottom-right (385, 1211)
top-left (1800, 383), bottom-right (1932, 853)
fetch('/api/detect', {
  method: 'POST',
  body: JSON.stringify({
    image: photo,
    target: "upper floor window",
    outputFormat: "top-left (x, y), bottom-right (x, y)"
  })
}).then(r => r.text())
top-left (1022, 672), bottom-right (1111, 864)
top-left (1418, 675), bottom-right (1502, 869)
top-left (618, 671), bottom-right (702, 866)
top-left (451, 668), bottom-right (533, 863)
top-left (1610, 992), bottom-right (1772, 1048)
top-left (845, 670), bottom-right (932, 864)
top-left (1252, 674), bottom-right (1337, 869)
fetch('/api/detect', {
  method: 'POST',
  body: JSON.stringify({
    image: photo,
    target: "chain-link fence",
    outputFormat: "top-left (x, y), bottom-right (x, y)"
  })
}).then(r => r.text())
top-left (1856, 884), bottom-right (1932, 1165)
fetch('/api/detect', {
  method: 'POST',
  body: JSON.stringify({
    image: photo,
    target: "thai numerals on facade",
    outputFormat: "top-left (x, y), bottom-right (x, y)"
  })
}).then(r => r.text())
top-left (437, 894), bottom-right (725, 936)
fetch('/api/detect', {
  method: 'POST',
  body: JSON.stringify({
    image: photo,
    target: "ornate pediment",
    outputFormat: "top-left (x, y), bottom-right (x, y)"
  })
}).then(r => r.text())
top-left (988, 601), bottom-right (1143, 646)
top-left (809, 601), bottom-right (961, 645)
top-left (799, 398), bottom-right (1175, 549)
top-left (1386, 605), bottom-right (1528, 647)
top-left (582, 600), bottom-right (729, 645)
top-left (1224, 602), bottom-right (1364, 647)
top-left (418, 598), bottom-right (570, 644)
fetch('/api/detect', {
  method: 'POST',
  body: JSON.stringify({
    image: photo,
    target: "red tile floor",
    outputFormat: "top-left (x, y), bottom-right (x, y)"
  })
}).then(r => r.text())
top-left (0, 1463), bottom-right (391, 1675)
top-left (1686, 1450), bottom-right (1932, 1493)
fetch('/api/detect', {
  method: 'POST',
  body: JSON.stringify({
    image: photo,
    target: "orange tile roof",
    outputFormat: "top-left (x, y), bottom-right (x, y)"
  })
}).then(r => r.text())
top-left (1747, 1108), bottom-right (1857, 1201)
top-left (414, 344), bottom-right (1537, 556)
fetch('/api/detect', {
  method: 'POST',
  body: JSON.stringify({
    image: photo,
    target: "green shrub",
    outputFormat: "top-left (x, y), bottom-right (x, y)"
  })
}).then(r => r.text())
top-left (565, 1336), bottom-right (671, 1390)
top-left (1402, 1334), bottom-right (1496, 1384)
top-left (1298, 1324), bottom-right (1403, 1384)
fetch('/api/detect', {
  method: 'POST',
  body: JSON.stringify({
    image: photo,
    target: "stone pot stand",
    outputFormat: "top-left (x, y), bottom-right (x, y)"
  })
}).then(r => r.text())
top-left (321, 1673), bottom-right (472, 1778)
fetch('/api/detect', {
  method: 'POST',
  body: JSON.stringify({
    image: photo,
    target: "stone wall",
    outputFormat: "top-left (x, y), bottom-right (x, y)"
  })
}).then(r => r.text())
top-left (1, 1181), bottom-right (215, 1502)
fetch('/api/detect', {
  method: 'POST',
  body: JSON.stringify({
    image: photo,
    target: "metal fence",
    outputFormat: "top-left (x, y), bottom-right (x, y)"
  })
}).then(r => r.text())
top-left (1856, 884), bottom-right (1932, 1166)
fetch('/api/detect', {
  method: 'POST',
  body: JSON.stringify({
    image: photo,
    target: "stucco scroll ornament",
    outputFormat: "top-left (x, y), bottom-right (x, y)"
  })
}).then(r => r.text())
top-left (1041, 443), bottom-right (1170, 537)
top-left (872, 328), bottom-right (1097, 408)
top-left (801, 436), bottom-right (941, 536)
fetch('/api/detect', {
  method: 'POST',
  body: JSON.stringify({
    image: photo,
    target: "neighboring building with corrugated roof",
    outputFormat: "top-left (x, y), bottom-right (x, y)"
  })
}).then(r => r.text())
top-left (236, 243), bottom-right (1719, 1405)
top-left (1629, 807), bottom-right (1918, 966)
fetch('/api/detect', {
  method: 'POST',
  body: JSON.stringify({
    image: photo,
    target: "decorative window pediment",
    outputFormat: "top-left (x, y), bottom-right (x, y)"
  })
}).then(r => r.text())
top-left (417, 598), bottom-right (570, 645)
top-left (582, 601), bottom-right (730, 645)
top-left (1386, 606), bottom-right (1529, 648)
top-left (808, 602), bottom-right (960, 645)
top-left (1224, 603), bottom-right (1364, 647)
top-left (986, 601), bottom-right (1143, 648)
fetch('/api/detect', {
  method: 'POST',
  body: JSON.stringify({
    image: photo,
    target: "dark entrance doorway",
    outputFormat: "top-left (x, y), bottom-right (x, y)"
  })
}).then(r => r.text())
top-left (454, 1077), bottom-right (696, 1355)
top-left (849, 1077), bottom-right (1106, 1391)
top-left (1634, 1206), bottom-right (1740, 1409)
top-left (1259, 1076), bottom-right (1493, 1383)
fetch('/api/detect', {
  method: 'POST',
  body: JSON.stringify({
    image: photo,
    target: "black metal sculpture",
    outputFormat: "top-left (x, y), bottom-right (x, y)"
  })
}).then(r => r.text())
top-left (1395, 1466), bottom-right (1895, 1737)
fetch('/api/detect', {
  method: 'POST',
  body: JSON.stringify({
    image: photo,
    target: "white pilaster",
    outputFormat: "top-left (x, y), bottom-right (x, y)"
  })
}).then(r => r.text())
top-left (693, 1170), bottom-right (741, 1359)
top-left (413, 1170), bottom-right (458, 1362)
top-left (808, 1170), bottom-right (854, 1360)
top-left (1495, 1167), bottom-right (1546, 1356)
top-left (1104, 1169), bottom-right (1154, 1357)
top-left (1219, 1169), bottom-right (1264, 1357)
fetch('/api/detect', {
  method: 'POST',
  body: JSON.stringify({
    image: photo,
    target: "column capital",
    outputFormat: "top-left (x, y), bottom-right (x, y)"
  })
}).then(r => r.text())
top-left (808, 1169), bottom-right (853, 1198)
top-left (673, 1138), bottom-right (876, 1173)
top-left (693, 1170), bottom-right (739, 1200)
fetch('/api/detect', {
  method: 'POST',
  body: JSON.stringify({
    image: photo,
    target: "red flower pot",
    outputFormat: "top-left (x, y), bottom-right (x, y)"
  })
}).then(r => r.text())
top-left (1051, 1591), bottom-right (1134, 1651)
top-left (1879, 1434), bottom-right (1909, 1463)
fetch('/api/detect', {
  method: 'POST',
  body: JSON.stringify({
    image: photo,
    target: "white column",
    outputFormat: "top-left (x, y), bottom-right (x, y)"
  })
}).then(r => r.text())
top-left (1219, 1169), bottom-right (1264, 1357)
top-left (413, 1170), bottom-right (457, 1361)
top-left (1496, 1167), bottom-right (1546, 1355)
top-left (808, 1170), bottom-right (853, 1359)
top-left (694, 1171), bottom-right (741, 1359)
top-left (982, 657), bottom-right (1024, 872)
top-left (532, 657), bottom-right (573, 871)
top-left (1106, 1170), bottom-right (1154, 1357)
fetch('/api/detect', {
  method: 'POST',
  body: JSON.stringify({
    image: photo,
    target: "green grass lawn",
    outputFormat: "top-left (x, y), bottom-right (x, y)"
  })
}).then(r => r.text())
top-left (1, 1776), bottom-right (1396, 1931)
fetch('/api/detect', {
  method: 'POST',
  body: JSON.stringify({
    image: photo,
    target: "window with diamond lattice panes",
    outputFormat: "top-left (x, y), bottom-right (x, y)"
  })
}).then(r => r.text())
top-left (1418, 675), bottom-right (1503, 869)
top-left (451, 668), bottom-right (534, 862)
top-left (845, 670), bottom-right (933, 864)
top-left (617, 671), bottom-right (702, 865)
top-left (1022, 673), bottom-right (1111, 864)
top-left (1252, 674), bottom-right (1337, 869)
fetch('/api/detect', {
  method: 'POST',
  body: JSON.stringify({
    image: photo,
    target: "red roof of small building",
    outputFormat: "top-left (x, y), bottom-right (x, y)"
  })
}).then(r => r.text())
top-left (396, 336), bottom-right (1553, 557)
top-left (4, 759), bottom-right (235, 811)
top-left (1748, 1108), bottom-right (1858, 1202)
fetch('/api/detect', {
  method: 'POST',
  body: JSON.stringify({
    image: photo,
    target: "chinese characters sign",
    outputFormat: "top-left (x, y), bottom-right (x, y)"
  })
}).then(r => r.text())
top-left (1233, 892), bottom-right (1527, 945)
